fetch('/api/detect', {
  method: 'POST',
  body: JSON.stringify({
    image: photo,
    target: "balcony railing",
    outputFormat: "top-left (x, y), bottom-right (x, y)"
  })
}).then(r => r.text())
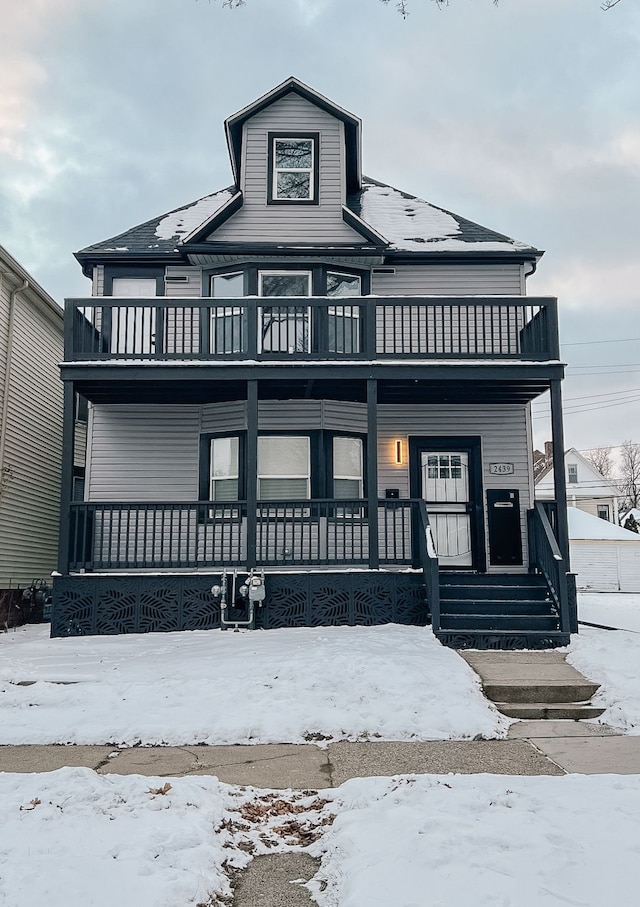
top-left (66, 296), bottom-right (559, 363)
top-left (67, 499), bottom-right (417, 572)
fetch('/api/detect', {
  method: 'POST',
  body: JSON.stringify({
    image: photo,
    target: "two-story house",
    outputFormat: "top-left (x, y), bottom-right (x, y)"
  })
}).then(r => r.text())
top-left (536, 446), bottom-right (621, 523)
top-left (53, 78), bottom-right (574, 647)
top-left (1, 244), bottom-right (65, 624)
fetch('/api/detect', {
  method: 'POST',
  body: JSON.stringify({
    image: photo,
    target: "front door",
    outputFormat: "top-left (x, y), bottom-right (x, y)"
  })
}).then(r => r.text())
top-left (410, 437), bottom-right (485, 570)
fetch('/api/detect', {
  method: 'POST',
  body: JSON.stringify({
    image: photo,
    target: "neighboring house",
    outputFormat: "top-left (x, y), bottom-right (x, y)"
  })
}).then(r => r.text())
top-left (53, 77), bottom-right (573, 648)
top-left (620, 508), bottom-right (640, 533)
top-left (0, 244), bottom-right (64, 611)
top-left (568, 507), bottom-right (640, 593)
top-left (536, 446), bottom-right (620, 524)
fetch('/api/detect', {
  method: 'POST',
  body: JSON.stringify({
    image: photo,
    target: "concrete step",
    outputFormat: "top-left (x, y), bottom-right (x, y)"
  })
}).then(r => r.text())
top-left (495, 702), bottom-right (607, 720)
top-left (483, 681), bottom-right (600, 704)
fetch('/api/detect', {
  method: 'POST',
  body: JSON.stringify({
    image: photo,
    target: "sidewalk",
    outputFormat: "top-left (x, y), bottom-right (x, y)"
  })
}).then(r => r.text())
top-left (1, 721), bottom-right (638, 784)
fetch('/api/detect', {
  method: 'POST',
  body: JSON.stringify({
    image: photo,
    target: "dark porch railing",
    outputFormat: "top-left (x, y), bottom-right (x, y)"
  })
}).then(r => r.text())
top-left (67, 499), bottom-right (418, 572)
top-left (527, 501), bottom-right (570, 633)
top-left (418, 501), bottom-right (440, 632)
top-left (65, 296), bottom-right (559, 364)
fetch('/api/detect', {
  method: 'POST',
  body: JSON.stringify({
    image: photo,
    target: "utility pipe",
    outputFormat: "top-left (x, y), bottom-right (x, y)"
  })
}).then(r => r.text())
top-left (0, 271), bottom-right (29, 479)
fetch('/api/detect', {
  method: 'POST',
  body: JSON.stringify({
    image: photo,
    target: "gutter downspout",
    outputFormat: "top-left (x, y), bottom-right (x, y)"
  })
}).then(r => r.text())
top-left (0, 272), bottom-right (29, 478)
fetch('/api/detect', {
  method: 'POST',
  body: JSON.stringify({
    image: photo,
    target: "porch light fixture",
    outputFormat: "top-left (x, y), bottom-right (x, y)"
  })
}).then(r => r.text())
top-left (395, 439), bottom-right (403, 465)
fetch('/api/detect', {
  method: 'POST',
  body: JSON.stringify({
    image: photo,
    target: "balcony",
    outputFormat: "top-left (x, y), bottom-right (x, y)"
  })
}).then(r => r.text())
top-left (65, 296), bottom-right (560, 364)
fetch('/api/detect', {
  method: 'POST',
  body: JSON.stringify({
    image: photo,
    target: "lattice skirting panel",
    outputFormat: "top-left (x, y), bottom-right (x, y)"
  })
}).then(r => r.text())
top-left (51, 572), bottom-right (429, 637)
top-left (436, 632), bottom-right (570, 650)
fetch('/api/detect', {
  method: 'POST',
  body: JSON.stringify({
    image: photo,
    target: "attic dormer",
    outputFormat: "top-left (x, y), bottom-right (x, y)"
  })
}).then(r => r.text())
top-left (195, 77), bottom-right (369, 246)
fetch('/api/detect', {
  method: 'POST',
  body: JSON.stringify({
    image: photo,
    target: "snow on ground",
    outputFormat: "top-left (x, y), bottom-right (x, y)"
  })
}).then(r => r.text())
top-left (578, 592), bottom-right (640, 632)
top-left (2, 769), bottom-right (640, 907)
top-left (568, 624), bottom-right (640, 735)
top-left (312, 774), bottom-right (640, 907)
top-left (0, 624), bottom-right (508, 746)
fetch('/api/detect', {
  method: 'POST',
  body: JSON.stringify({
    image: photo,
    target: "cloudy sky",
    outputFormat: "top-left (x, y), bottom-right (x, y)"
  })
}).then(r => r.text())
top-left (2, 0), bottom-right (639, 454)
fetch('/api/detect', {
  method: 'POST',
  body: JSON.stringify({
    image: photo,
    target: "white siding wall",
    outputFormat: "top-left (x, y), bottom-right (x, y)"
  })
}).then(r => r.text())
top-left (377, 404), bottom-right (531, 570)
top-left (572, 540), bottom-right (640, 593)
top-left (0, 282), bottom-right (63, 587)
top-left (371, 264), bottom-right (523, 296)
top-left (211, 94), bottom-right (361, 244)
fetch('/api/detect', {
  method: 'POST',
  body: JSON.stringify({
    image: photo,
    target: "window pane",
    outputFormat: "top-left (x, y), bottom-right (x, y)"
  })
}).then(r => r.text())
top-left (258, 477), bottom-right (309, 500)
top-left (260, 273), bottom-right (310, 297)
top-left (261, 306), bottom-right (309, 353)
top-left (275, 140), bottom-right (312, 169)
top-left (211, 437), bottom-right (239, 479)
top-left (258, 436), bottom-right (309, 477)
top-left (276, 171), bottom-right (311, 199)
top-left (334, 437), bottom-right (363, 479)
top-left (211, 273), bottom-right (244, 297)
top-left (334, 478), bottom-right (361, 500)
top-left (212, 309), bottom-right (244, 354)
top-left (327, 273), bottom-right (361, 297)
top-left (211, 478), bottom-right (239, 502)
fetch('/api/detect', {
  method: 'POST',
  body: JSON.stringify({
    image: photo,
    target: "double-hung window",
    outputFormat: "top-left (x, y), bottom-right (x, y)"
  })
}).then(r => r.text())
top-left (210, 272), bottom-right (245, 354)
top-left (333, 437), bottom-right (364, 500)
top-left (258, 436), bottom-right (311, 501)
top-left (210, 436), bottom-right (240, 502)
top-left (568, 464), bottom-right (578, 484)
top-left (270, 135), bottom-right (317, 202)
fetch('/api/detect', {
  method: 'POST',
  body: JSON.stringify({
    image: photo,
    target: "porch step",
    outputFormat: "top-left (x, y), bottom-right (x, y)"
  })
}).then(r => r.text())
top-left (460, 651), bottom-right (605, 722)
top-left (439, 614), bottom-right (559, 632)
top-left (440, 573), bottom-right (546, 587)
top-left (440, 584), bottom-right (550, 602)
top-left (440, 599), bottom-right (553, 616)
top-left (436, 629), bottom-right (570, 650)
top-left (483, 681), bottom-right (600, 704)
top-left (436, 573), bottom-right (560, 649)
top-left (495, 702), bottom-right (606, 720)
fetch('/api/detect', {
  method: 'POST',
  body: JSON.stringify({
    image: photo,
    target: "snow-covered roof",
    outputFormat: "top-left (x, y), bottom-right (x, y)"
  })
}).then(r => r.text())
top-left (568, 507), bottom-right (640, 542)
top-left (77, 177), bottom-right (537, 259)
top-left (350, 178), bottom-right (535, 253)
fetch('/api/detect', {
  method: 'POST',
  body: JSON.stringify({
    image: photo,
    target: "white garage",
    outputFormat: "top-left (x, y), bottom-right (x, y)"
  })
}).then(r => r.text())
top-left (569, 507), bottom-right (640, 593)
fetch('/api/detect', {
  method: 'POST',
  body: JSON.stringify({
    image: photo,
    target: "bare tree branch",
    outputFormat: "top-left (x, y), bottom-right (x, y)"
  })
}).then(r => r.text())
top-left (582, 446), bottom-right (614, 481)
top-left (619, 440), bottom-right (640, 511)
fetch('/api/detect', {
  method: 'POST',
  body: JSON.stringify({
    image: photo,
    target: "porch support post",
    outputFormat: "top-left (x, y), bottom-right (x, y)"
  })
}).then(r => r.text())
top-left (367, 378), bottom-right (379, 569)
top-left (58, 380), bottom-right (75, 574)
top-left (246, 379), bottom-right (258, 567)
top-left (550, 377), bottom-right (574, 633)
top-left (550, 378), bottom-right (570, 567)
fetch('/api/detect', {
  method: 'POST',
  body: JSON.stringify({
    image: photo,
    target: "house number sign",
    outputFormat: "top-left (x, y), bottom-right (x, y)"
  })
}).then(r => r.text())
top-left (489, 462), bottom-right (515, 475)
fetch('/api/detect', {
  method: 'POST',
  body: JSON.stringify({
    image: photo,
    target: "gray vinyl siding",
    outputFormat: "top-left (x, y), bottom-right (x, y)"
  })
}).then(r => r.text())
top-left (0, 285), bottom-right (63, 587)
top-left (87, 405), bottom-right (200, 501)
top-left (371, 264), bottom-right (524, 296)
top-left (211, 94), bottom-right (361, 244)
top-left (92, 266), bottom-right (104, 297)
top-left (165, 266), bottom-right (202, 298)
top-left (377, 404), bottom-right (531, 570)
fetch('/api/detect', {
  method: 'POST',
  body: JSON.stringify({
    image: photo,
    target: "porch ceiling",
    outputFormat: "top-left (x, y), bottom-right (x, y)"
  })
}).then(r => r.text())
top-left (72, 375), bottom-right (551, 406)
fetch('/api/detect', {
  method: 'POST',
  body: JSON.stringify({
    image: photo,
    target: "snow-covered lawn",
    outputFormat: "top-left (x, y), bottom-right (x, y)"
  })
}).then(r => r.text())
top-left (578, 592), bottom-right (640, 632)
top-left (2, 769), bottom-right (640, 907)
top-left (0, 624), bottom-right (508, 745)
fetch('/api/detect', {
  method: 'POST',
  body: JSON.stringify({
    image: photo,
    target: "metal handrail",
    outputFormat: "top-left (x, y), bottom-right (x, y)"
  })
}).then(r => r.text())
top-left (528, 501), bottom-right (570, 633)
top-left (418, 501), bottom-right (440, 631)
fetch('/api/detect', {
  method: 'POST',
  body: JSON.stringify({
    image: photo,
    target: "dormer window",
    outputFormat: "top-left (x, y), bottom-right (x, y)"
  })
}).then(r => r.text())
top-left (268, 133), bottom-right (319, 204)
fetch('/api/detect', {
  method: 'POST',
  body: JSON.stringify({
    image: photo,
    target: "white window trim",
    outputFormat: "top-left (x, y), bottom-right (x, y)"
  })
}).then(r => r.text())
top-left (272, 137), bottom-right (315, 201)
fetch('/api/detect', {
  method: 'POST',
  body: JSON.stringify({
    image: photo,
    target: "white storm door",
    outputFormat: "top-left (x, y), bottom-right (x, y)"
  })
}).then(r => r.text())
top-left (110, 278), bottom-right (157, 354)
top-left (421, 451), bottom-right (473, 567)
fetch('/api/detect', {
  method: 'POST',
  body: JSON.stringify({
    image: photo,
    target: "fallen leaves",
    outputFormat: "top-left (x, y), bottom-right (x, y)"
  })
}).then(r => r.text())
top-left (147, 783), bottom-right (172, 796)
top-left (19, 797), bottom-right (41, 811)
